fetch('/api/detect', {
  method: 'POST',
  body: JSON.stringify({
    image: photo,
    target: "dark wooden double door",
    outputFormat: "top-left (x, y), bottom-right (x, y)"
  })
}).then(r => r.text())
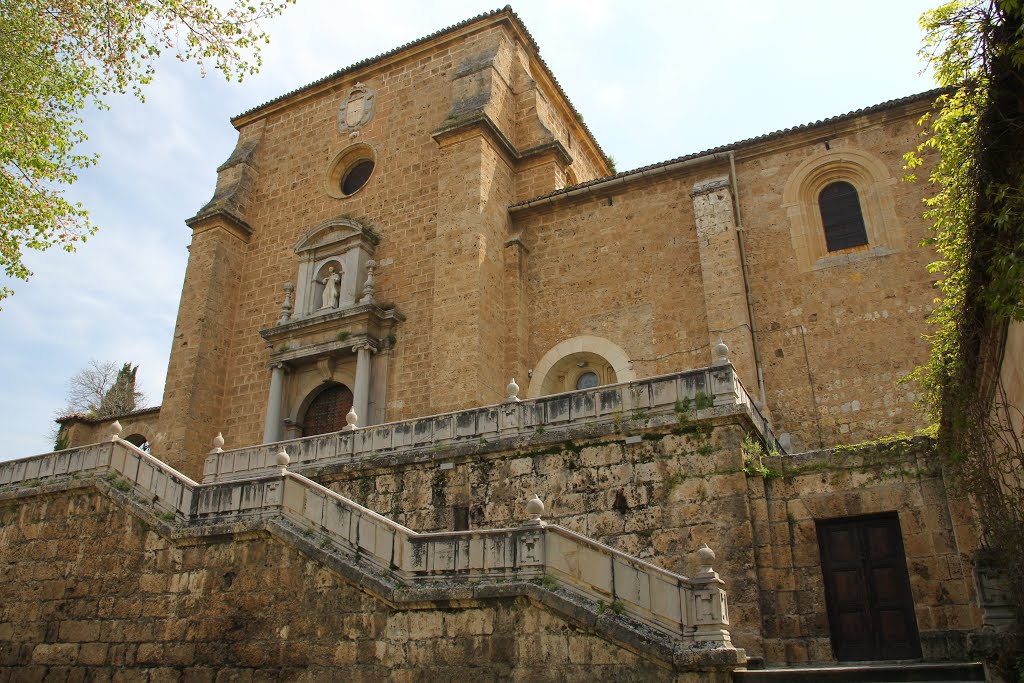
top-left (817, 513), bottom-right (921, 661)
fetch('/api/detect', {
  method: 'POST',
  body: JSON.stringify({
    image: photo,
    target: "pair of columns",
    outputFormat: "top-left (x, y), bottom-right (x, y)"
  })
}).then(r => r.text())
top-left (262, 343), bottom-right (374, 443)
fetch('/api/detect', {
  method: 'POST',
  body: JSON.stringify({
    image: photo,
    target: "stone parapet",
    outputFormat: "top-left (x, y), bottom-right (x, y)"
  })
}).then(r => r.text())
top-left (202, 362), bottom-right (781, 484)
top-left (0, 438), bottom-right (740, 661)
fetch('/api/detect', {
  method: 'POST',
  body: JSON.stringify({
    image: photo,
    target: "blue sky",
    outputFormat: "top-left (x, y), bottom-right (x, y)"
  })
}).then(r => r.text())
top-left (0, 0), bottom-right (939, 460)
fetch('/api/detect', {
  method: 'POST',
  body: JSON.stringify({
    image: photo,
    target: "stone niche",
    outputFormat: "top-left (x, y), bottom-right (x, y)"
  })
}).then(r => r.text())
top-left (292, 217), bottom-right (378, 317)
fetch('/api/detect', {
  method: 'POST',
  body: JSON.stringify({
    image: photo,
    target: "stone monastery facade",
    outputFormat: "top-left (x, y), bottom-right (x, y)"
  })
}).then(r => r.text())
top-left (87, 8), bottom-right (940, 477)
top-left (4, 7), bottom-right (1002, 680)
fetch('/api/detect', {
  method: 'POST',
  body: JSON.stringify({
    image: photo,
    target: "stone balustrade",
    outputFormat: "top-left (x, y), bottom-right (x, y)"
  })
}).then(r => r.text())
top-left (204, 362), bottom-right (781, 484)
top-left (0, 439), bottom-right (732, 648)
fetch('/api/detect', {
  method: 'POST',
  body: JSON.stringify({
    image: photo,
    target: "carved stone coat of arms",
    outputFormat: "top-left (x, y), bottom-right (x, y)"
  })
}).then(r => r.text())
top-left (338, 83), bottom-right (376, 136)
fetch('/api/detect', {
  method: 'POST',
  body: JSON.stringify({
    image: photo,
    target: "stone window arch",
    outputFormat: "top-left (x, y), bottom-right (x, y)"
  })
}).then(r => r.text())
top-left (528, 336), bottom-right (635, 398)
top-left (782, 148), bottom-right (904, 271)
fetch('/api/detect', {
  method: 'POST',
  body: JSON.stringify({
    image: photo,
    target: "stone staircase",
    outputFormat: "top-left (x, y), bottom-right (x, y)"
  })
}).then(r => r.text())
top-left (0, 435), bottom-right (745, 674)
top-left (734, 661), bottom-right (985, 683)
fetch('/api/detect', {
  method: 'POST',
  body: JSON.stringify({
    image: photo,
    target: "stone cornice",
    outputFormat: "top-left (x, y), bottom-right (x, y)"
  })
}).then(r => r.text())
top-left (431, 112), bottom-right (573, 168)
top-left (184, 208), bottom-right (253, 242)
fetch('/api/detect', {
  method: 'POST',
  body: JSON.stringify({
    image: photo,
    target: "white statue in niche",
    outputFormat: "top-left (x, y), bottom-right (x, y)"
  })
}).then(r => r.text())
top-left (318, 266), bottom-right (342, 309)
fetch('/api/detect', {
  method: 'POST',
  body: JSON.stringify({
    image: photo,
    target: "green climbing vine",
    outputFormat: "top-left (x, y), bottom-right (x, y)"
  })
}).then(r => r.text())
top-left (904, 2), bottom-right (1024, 676)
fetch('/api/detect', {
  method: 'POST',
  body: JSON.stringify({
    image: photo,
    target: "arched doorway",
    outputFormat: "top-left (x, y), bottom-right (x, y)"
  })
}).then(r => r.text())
top-left (302, 383), bottom-right (354, 437)
top-left (124, 433), bottom-right (150, 453)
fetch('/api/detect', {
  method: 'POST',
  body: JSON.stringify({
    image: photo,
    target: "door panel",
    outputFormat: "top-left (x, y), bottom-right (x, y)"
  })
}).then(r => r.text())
top-left (817, 513), bottom-right (922, 661)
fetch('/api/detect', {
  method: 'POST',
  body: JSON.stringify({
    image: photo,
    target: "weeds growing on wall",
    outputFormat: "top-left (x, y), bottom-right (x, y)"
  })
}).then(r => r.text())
top-left (906, 1), bottom-right (1024, 674)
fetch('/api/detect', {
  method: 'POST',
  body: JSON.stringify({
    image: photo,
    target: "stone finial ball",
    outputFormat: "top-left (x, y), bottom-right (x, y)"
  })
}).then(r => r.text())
top-left (507, 378), bottom-right (520, 397)
top-left (526, 493), bottom-right (545, 519)
top-left (275, 448), bottom-right (290, 468)
top-left (109, 420), bottom-right (123, 439)
top-left (213, 432), bottom-right (225, 450)
top-left (696, 543), bottom-right (716, 566)
top-left (713, 339), bottom-right (729, 361)
top-left (345, 406), bottom-right (358, 427)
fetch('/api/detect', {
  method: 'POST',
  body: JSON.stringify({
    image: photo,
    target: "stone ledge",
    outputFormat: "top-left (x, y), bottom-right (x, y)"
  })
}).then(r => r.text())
top-left (203, 363), bottom-right (782, 485)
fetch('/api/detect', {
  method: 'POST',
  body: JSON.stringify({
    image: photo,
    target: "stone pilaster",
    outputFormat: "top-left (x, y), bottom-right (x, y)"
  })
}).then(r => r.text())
top-left (155, 213), bottom-right (249, 477)
top-left (692, 176), bottom-right (758, 396)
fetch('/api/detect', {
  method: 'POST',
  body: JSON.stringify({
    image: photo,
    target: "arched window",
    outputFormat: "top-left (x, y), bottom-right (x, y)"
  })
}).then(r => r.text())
top-left (302, 383), bottom-right (354, 437)
top-left (819, 181), bottom-right (869, 252)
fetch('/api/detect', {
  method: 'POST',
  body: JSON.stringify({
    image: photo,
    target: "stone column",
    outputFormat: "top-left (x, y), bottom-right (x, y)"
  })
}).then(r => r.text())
top-left (263, 362), bottom-right (286, 443)
top-left (353, 343), bottom-right (373, 427)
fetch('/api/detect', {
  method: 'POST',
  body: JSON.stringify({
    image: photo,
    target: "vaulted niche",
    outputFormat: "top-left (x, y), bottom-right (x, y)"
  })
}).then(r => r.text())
top-left (259, 217), bottom-right (402, 442)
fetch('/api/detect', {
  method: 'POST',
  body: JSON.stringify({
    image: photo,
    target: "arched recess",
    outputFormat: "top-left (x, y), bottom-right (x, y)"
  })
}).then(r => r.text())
top-left (528, 336), bottom-right (635, 398)
top-left (781, 148), bottom-right (904, 271)
top-left (288, 365), bottom-right (356, 434)
top-left (293, 382), bottom-right (354, 437)
top-left (124, 433), bottom-right (150, 453)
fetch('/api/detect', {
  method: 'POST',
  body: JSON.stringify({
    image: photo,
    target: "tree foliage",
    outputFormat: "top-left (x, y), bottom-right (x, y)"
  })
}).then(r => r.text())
top-left (906, 0), bottom-right (1024, 419)
top-left (0, 0), bottom-right (292, 304)
top-left (908, 1), bottom-right (1024, 670)
top-left (61, 359), bottom-right (145, 417)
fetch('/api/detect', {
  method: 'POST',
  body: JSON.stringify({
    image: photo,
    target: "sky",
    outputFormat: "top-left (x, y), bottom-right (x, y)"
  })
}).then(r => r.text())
top-left (0, 0), bottom-right (940, 460)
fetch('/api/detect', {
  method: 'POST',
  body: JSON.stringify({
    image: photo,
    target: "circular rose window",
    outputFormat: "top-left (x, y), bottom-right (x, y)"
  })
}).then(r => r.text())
top-left (326, 144), bottom-right (377, 199)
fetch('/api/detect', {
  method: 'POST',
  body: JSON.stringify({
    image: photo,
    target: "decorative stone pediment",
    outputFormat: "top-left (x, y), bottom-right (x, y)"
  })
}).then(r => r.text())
top-left (294, 217), bottom-right (379, 256)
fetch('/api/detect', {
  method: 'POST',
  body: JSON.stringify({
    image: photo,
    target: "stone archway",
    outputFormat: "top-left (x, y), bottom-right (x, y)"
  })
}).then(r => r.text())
top-left (299, 383), bottom-right (354, 437)
top-left (528, 336), bottom-right (635, 398)
top-left (124, 433), bottom-right (150, 453)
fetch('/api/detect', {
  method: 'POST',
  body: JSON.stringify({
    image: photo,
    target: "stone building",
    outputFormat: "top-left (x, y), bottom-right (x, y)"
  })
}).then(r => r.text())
top-left (3, 6), bottom-right (1011, 680)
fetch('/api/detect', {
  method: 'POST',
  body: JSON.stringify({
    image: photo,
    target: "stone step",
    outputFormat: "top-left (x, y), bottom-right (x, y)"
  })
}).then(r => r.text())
top-left (733, 661), bottom-right (985, 683)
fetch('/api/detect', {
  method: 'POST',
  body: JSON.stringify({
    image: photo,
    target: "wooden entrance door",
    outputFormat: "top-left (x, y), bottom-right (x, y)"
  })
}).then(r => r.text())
top-left (816, 513), bottom-right (921, 661)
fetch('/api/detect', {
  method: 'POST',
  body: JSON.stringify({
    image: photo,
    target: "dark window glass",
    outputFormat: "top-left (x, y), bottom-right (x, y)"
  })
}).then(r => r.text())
top-left (342, 159), bottom-right (375, 195)
top-left (819, 181), bottom-right (869, 251)
top-left (576, 371), bottom-right (599, 390)
top-left (303, 384), bottom-right (354, 437)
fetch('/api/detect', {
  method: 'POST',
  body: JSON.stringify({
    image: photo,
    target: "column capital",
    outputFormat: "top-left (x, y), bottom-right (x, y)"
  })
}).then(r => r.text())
top-left (351, 341), bottom-right (376, 354)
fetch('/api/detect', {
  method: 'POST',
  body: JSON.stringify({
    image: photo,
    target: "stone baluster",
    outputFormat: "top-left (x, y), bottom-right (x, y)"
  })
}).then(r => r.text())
top-left (359, 259), bottom-right (376, 305)
top-left (279, 282), bottom-right (294, 324)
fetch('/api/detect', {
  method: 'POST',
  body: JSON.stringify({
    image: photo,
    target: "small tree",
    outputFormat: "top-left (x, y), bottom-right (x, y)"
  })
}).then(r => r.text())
top-left (59, 359), bottom-right (145, 417)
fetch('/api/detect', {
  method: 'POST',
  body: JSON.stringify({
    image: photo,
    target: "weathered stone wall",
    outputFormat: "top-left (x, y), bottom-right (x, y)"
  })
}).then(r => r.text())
top-left (736, 105), bottom-right (940, 450)
top-left (510, 177), bottom-right (714, 391)
top-left (158, 11), bottom-right (608, 477)
top-left (61, 409), bottom-right (161, 451)
top-left (508, 98), bottom-right (939, 453)
top-left (312, 426), bottom-right (982, 666)
top-left (0, 488), bottom-right (726, 681)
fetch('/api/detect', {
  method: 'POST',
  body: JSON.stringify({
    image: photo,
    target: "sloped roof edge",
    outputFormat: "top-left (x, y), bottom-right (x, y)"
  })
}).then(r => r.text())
top-left (229, 6), bottom-right (608, 160)
top-left (510, 87), bottom-right (946, 209)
